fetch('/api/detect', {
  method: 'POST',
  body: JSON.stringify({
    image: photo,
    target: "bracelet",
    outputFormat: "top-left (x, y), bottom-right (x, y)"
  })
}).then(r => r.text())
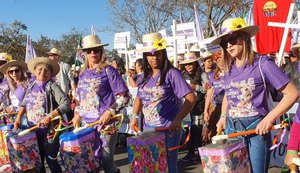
top-left (287, 150), bottom-right (298, 155)
top-left (129, 114), bottom-right (139, 119)
top-left (220, 112), bottom-right (227, 118)
top-left (46, 113), bottom-right (52, 119)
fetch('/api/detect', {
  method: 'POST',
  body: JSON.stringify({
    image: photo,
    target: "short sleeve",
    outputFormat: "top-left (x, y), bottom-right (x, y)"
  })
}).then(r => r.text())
top-left (168, 69), bottom-right (193, 99)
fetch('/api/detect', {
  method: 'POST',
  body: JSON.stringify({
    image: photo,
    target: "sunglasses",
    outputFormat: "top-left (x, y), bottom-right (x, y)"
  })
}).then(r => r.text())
top-left (84, 47), bottom-right (102, 54)
top-left (8, 69), bottom-right (20, 74)
top-left (220, 34), bottom-right (241, 49)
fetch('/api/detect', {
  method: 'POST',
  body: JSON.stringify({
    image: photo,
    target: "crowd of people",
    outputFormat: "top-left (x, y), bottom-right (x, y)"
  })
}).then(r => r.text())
top-left (1, 17), bottom-right (300, 173)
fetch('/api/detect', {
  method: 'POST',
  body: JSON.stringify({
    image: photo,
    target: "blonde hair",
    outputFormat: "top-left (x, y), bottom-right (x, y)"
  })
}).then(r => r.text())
top-left (223, 31), bottom-right (256, 73)
top-left (80, 46), bottom-right (108, 74)
top-left (6, 65), bottom-right (28, 91)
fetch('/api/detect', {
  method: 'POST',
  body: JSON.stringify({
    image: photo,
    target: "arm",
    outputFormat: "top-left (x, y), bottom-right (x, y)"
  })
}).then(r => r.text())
top-left (216, 94), bottom-right (227, 131)
top-left (169, 92), bottom-right (196, 130)
top-left (129, 96), bottom-right (143, 129)
top-left (256, 82), bottom-right (298, 135)
top-left (14, 106), bottom-right (26, 129)
top-left (204, 88), bottom-right (214, 122)
top-left (285, 121), bottom-right (300, 165)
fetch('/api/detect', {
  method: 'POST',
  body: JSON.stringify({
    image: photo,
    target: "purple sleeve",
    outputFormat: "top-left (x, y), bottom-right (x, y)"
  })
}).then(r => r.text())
top-left (106, 65), bottom-right (128, 95)
top-left (168, 69), bottom-right (193, 99)
top-left (261, 57), bottom-right (290, 90)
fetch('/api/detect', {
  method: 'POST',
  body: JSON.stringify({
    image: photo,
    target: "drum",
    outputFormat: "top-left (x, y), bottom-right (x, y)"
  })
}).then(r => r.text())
top-left (59, 127), bottom-right (100, 173)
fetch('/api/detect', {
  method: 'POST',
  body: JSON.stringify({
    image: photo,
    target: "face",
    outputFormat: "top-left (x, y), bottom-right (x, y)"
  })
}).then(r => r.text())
top-left (184, 62), bottom-right (197, 73)
top-left (83, 47), bottom-right (103, 64)
top-left (48, 54), bottom-right (60, 62)
top-left (203, 58), bottom-right (213, 70)
top-left (34, 64), bottom-right (52, 82)
top-left (145, 51), bottom-right (163, 70)
top-left (135, 62), bottom-right (142, 72)
top-left (215, 58), bottom-right (224, 69)
top-left (8, 66), bottom-right (22, 81)
top-left (220, 33), bottom-right (244, 58)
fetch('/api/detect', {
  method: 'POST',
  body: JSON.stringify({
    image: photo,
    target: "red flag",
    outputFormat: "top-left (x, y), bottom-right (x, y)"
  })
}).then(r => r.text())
top-left (254, 0), bottom-right (293, 54)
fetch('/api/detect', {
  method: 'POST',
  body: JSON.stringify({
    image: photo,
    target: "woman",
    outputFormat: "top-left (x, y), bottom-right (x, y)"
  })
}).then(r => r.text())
top-left (202, 51), bottom-right (214, 74)
top-left (129, 33), bottom-right (196, 173)
top-left (0, 60), bottom-right (28, 124)
top-left (203, 50), bottom-right (224, 144)
top-left (179, 52), bottom-right (209, 162)
top-left (14, 57), bottom-right (70, 173)
top-left (212, 18), bottom-right (298, 173)
top-left (72, 34), bottom-right (129, 173)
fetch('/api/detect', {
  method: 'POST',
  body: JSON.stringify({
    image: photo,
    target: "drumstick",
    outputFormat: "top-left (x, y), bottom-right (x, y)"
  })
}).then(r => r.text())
top-left (212, 124), bottom-right (283, 144)
top-left (73, 114), bottom-right (121, 133)
top-left (18, 116), bottom-right (60, 136)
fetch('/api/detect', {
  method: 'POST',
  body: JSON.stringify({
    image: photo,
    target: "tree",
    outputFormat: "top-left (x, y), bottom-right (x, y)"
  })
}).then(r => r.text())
top-left (107, 0), bottom-right (253, 43)
top-left (0, 21), bottom-right (27, 60)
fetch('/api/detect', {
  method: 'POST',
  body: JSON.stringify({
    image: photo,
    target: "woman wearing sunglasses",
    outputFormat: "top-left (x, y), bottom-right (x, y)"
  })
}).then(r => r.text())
top-left (73, 35), bottom-right (129, 173)
top-left (0, 60), bottom-right (28, 115)
top-left (211, 18), bottom-right (298, 173)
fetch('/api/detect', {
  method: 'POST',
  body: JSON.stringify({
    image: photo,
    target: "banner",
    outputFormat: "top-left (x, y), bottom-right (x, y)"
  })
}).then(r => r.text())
top-left (25, 35), bottom-right (36, 63)
top-left (114, 32), bottom-right (130, 49)
top-left (254, 0), bottom-right (293, 54)
top-left (75, 36), bottom-right (85, 65)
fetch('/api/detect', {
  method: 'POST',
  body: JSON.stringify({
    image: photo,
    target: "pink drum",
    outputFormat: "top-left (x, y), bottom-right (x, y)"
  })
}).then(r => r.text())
top-left (59, 127), bottom-right (100, 173)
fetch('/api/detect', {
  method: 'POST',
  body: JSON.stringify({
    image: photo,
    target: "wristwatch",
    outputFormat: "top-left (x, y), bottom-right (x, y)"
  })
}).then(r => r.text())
top-left (109, 108), bottom-right (116, 116)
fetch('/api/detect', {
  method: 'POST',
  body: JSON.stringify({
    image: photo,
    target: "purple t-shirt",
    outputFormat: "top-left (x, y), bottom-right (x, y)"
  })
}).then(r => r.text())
top-left (137, 68), bottom-right (193, 128)
top-left (223, 55), bottom-right (290, 117)
top-left (208, 71), bottom-right (225, 105)
top-left (75, 66), bottom-right (128, 123)
top-left (22, 81), bottom-right (47, 126)
top-left (0, 80), bottom-right (26, 111)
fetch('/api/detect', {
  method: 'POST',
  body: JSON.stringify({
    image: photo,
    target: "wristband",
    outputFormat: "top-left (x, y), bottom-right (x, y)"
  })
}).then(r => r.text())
top-left (129, 114), bottom-right (139, 119)
top-left (287, 150), bottom-right (298, 155)
top-left (220, 112), bottom-right (227, 118)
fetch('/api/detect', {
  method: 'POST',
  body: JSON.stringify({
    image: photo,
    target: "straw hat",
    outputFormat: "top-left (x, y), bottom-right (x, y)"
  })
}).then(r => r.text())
top-left (28, 57), bottom-right (60, 77)
top-left (137, 33), bottom-right (167, 53)
top-left (200, 51), bottom-right (214, 61)
top-left (190, 44), bottom-right (200, 52)
top-left (79, 35), bottom-right (109, 50)
top-left (292, 43), bottom-right (300, 57)
top-left (0, 60), bottom-right (27, 74)
top-left (129, 62), bottom-right (135, 70)
top-left (47, 48), bottom-right (61, 56)
top-left (179, 52), bottom-right (200, 65)
top-left (0, 52), bottom-right (12, 62)
top-left (211, 18), bottom-right (259, 45)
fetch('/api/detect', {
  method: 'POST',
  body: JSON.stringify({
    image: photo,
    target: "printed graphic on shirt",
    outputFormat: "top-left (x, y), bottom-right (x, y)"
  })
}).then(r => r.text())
top-left (139, 85), bottom-right (164, 127)
top-left (26, 91), bottom-right (46, 125)
top-left (75, 77), bottom-right (101, 119)
top-left (226, 78), bottom-right (258, 118)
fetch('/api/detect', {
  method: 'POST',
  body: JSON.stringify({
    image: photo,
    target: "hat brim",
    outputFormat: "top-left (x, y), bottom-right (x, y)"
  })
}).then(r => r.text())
top-left (211, 25), bottom-right (259, 45)
top-left (79, 43), bottom-right (109, 50)
top-left (179, 57), bottom-right (201, 65)
top-left (0, 60), bottom-right (27, 74)
top-left (137, 47), bottom-right (166, 53)
top-left (28, 57), bottom-right (60, 77)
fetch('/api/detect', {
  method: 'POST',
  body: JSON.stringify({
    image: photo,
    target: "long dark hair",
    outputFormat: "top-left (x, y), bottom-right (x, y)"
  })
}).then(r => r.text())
top-left (141, 49), bottom-right (173, 86)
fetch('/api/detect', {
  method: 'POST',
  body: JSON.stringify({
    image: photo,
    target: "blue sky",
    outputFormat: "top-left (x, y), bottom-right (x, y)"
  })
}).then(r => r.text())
top-left (0, 0), bottom-right (115, 50)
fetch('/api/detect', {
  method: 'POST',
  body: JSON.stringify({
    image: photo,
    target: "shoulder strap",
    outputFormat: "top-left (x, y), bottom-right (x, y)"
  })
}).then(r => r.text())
top-left (258, 56), bottom-right (267, 89)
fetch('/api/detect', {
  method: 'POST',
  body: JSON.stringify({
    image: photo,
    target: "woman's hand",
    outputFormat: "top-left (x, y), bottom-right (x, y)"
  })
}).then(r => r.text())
top-left (168, 118), bottom-right (181, 135)
top-left (98, 110), bottom-right (111, 125)
top-left (216, 117), bottom-right (226, 131)
top-left (129, 118), bottom-right (138, 131)
top-left (72, 112), bottom-right (82, 128)
top-left (255, 116), bottom-right (274, 135)
top-left (13, 117), bottom-right (21, 130)
top-left (204, 111), bottom-right (210, 123)
top-left (285, 152), bottom-right (299, 166)
top-left (38, 115), bottom-right (51, 127)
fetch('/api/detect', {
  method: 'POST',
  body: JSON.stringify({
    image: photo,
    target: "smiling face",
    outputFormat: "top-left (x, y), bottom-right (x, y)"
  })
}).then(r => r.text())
top-left (34, 63), bottom-right (52, 82)
top-left (145, 51), bottom-right (163, 70)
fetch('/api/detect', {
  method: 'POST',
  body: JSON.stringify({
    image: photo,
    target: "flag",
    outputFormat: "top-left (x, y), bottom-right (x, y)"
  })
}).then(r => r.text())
top-left (91, 24), bottom-right (96, 35)
top-left (194, 4), bottom-right (204, 42)
top-left (75, 36), bottom-right (85, 66)
top-left (254, 0), bottom-right (293, 54)
top-left (25, 35), bottom-right (36, 63)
